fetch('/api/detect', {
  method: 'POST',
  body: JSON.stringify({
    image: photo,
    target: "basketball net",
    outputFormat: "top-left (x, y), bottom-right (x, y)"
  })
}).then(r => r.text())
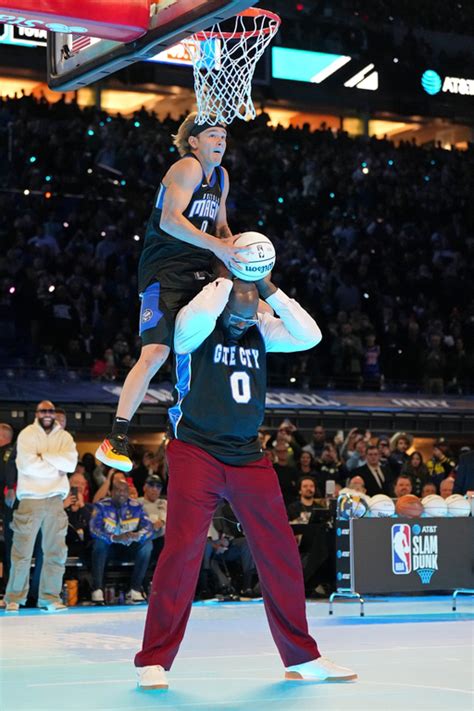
top-left (189, 8), bottom-right (280, 125)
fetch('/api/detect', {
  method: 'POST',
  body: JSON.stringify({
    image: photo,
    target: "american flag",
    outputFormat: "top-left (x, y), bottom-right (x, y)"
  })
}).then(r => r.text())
top-left (72, 34), bottom-right (92, 53)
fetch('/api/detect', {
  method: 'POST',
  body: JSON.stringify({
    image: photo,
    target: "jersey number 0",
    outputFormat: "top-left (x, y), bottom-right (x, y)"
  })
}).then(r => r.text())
top-left (230, 371), bottom-right (251, 404)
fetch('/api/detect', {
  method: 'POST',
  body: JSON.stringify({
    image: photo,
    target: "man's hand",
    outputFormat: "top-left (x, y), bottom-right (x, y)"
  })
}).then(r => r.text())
top-left (112, 532), bottom-right (133, 545)
top-left (153, 520), bottom-right (165, 531)
top-left (5, 489), bottom-right (15, 508)
top-left (254, 273), bottom-right (277, 300)
top-left (214, 259), bottom-right (233, 281)
top-left (211, 235), bottom-right (250, 271)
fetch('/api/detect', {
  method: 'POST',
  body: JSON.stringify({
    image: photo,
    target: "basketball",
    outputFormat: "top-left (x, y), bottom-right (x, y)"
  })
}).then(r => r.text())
top-left (230, 232), bottom-right (276, 282)
top-left (395, 494), bottom-right (423, 518)
top-left (421, 494), bottom-right (448, 517)
top-left (445, 494), bottom-right (471, 517)
top-left (368, 494), bottom-right (395, 518)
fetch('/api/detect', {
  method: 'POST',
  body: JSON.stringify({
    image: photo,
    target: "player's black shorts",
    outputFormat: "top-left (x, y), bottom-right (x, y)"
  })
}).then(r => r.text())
top-left (139, 276), bottom-right (212, 348)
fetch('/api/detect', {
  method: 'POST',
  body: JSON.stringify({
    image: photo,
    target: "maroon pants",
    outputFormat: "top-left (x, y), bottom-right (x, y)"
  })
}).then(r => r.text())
top-left (134, 439), bottom-right (320, 669)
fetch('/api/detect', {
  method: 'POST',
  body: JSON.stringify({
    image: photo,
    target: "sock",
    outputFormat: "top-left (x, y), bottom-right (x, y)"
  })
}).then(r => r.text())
top-left (112, 417), bottom-right (130, 437)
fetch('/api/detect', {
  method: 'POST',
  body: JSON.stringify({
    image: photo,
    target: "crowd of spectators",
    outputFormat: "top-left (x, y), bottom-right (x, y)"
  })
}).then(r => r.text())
top-left (0, 94), bottom-right (473, 393)
top-left (1, 403), bottom-right (472, 604)
top-left (268, 0), bottom-right (474, 67)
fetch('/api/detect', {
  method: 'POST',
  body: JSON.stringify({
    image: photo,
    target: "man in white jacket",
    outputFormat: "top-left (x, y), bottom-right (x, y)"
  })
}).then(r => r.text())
top-left (5, 400), bottom-right (78, 612)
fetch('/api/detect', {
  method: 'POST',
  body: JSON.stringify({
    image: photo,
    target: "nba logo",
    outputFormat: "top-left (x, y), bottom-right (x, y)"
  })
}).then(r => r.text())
top-left (391, 524), bottom-right (412, 574)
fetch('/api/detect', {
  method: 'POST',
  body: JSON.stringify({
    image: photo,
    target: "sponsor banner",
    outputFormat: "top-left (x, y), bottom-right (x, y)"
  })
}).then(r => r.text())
top-left (351, 518), bottom-right (474, 593)
top-left (335, 521), bottom-right (352, 590)
top-left (0, 379), bottom-right (473, 412)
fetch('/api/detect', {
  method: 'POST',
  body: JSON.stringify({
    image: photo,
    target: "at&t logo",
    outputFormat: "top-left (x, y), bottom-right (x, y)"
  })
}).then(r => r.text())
top-left (421, 70), bottom-right (442, 95)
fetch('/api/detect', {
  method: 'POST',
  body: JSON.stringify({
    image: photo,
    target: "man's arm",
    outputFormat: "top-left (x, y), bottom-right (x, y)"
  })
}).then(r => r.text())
top-left (160, 159), bottom-right (245, 269)
top-left (174, 277), bottom-right (234, 354)
top-left (16, 430), bottom-right (59, 478)
top-left (41, 430), bottom-right (78, 473)
top-left (214, 167), bottom-right (233, 240)
top-left (255, 276), bottom-right (322, 353)
top-left (89, 503), bottom-right (114, 543)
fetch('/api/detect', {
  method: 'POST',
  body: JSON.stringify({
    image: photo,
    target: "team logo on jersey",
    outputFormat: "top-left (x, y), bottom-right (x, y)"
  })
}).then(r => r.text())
top-left (142, 308), bottom-right (153, 323)
top-left (189, 194), bottom-right (219, 220)
top-left (391, 524), bottom-right (411, 574)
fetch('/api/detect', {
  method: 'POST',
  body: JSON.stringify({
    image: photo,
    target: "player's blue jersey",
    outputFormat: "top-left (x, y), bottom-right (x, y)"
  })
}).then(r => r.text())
top-left (138, 153), bottom-right (224, 293)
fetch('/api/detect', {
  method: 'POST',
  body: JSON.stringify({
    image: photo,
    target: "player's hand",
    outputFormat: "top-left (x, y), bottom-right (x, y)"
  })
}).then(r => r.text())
top-left (212, 235), bottom-right (250, 271)
top-left (254, 274), bottom-right (277, 299)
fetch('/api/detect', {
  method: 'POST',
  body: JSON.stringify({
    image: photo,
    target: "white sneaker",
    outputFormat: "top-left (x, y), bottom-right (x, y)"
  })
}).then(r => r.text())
top-left (5, 601), bottom-right (20, 612)
top-left (126, 589), bottom-right (146, 604)
top-left (285, 656), bottom-right (357, 682)
top-left (38, 601), bottom-right (68, 612)
top-left (91, 589), bottom-right (105, 604)
top-left (136, 665), bottom-right (168, 690)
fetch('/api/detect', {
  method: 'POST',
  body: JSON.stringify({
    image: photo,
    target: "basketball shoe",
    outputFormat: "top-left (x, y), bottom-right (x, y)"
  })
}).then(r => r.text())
top-left (285, 657), bottom-right (357, 682)
top-left (95, 434), bottom-right (133, 472)
top-left (136, 665), bottom-right (168, 690)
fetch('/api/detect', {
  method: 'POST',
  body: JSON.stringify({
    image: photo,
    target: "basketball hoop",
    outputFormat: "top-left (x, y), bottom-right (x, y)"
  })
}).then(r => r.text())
top-left (189, 7), bottom-right (281, 125)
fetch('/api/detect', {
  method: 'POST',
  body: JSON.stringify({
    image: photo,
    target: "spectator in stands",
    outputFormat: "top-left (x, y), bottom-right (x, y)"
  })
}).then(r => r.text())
top-left (388, 433), bottom-right (412, 476)
top-left (302, 425), bottom-right (327, 460)
top-left (345, 438), bottom-right (368, 473)
top-left (296, 451), bottom-right (318, 480)
top-left (421, 481), bottom-right (437, 498)
top-left (377, 436), bottom-right (392, 470)
top-left (330, 323), bottom-right (363, 387)
top-left (93, 468), bottom-right (138, 503)
top-left (393, 474), bottom-right (413, 498)
top-left (348, 475), bottom-right (367, 494)
top-left (454, 450), bottom-right (474, 495)
top-left (401, 451), bottom-right (430, 497)
top-left (138, 476), bottom-right (167, 563)
top-left (89, 478), bottom-right (153, 604)
top-left (354, 445), bottom-right (392, 497)
top-left (4, 400), bottom-right (78, 612)
top-left (212, 501), bottom-right (258, 599)
top-left (314, 443), bottom-right (346, 493)
top-left (273, 444), bottom-right (298, 506)
top-left (63, 471), bottom-right (93, 567)
top-left (54, 408), bottom-right (67, 430)
top-left (439, 477), bottom-right (455, 499)
top-left (287, 477), bottom-right (323, 522)
top-left (427, 439), bottom-right (456, 489)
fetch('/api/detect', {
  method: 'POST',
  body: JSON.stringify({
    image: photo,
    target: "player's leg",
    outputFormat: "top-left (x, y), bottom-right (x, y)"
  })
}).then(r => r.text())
top-left (135, 440), bottom-right (224, 675)
top-left (95, 282), bottom-right (175, 472)
top-left (224, 457), bottom-right (319, 667)
top-left (226, 457), bottom-right (357, 680)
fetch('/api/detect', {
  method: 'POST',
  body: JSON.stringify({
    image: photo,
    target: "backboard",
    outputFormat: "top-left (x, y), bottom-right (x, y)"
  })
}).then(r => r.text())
top-left (47, 0), bottom-right (255, 91)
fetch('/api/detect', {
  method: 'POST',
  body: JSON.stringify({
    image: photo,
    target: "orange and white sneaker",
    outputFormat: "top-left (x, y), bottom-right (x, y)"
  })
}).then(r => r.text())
top-left (95, 434), bottom-right (133, 472)
top-left (285, 657), bottom-right (357, 682)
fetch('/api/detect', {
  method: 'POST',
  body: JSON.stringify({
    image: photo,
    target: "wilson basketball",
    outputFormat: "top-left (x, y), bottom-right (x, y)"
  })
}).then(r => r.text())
top-left (368, 494), bottom-right (395, 518)
top-left (445, 494), bottom-right (471, 517)
top-left (395, 494), bottom-right (423, 518)
top-left (421, 494), bottom-right (448, 517)
top-left (230, 232), bottom-right (276, 282)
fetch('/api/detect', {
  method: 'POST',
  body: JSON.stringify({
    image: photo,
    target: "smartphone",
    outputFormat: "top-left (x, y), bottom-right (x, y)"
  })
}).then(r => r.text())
top-left (70, 486), bottom-right (78, 497)
top-left (325, 480), bottom-right (336, 497)
top-left (126, 477), bottom-right (134, 488)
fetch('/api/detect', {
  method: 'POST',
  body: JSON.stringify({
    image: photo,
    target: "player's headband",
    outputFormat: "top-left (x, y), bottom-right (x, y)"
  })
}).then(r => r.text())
top-left (189, 121), bottom-right (227, 137)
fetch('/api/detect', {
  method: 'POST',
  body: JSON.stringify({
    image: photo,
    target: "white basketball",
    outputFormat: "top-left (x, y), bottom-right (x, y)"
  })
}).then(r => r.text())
top-left (445, 494), bottom-right (471, 517)
top-left (421, 494), bottom-right (448, 517)
top-left (230, 232), bottom-right (276, 282)
top-left (368, 494), bottom-right (395, 518)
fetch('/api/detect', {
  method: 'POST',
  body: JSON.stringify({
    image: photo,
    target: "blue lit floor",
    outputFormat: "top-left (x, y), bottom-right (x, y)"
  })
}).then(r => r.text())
top-left (1, 596), bottom-right (473, 710)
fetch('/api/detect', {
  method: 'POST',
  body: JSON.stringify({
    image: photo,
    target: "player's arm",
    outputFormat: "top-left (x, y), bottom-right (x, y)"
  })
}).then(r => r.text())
top-left (174, 278), bottom-right (234, 355)
top-left (255, 275), bottom-right (322, 353)
top-left (160, 159), bottom-right (246, 269)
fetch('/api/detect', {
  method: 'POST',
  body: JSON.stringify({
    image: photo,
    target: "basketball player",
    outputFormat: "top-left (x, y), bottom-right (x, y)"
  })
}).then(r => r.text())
top-left (135, 272), bottom-right (357, 688)
top-left (95, 113), bottom-right (249, 472)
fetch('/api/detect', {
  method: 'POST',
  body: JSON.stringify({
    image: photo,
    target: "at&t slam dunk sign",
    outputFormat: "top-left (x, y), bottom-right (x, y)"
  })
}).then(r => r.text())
top-left (391, 523), bottom-right (439, 584)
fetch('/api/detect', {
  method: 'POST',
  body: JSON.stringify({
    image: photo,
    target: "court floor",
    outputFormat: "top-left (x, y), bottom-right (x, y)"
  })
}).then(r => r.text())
top-left (1, 595), bottom-right (473, 710)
